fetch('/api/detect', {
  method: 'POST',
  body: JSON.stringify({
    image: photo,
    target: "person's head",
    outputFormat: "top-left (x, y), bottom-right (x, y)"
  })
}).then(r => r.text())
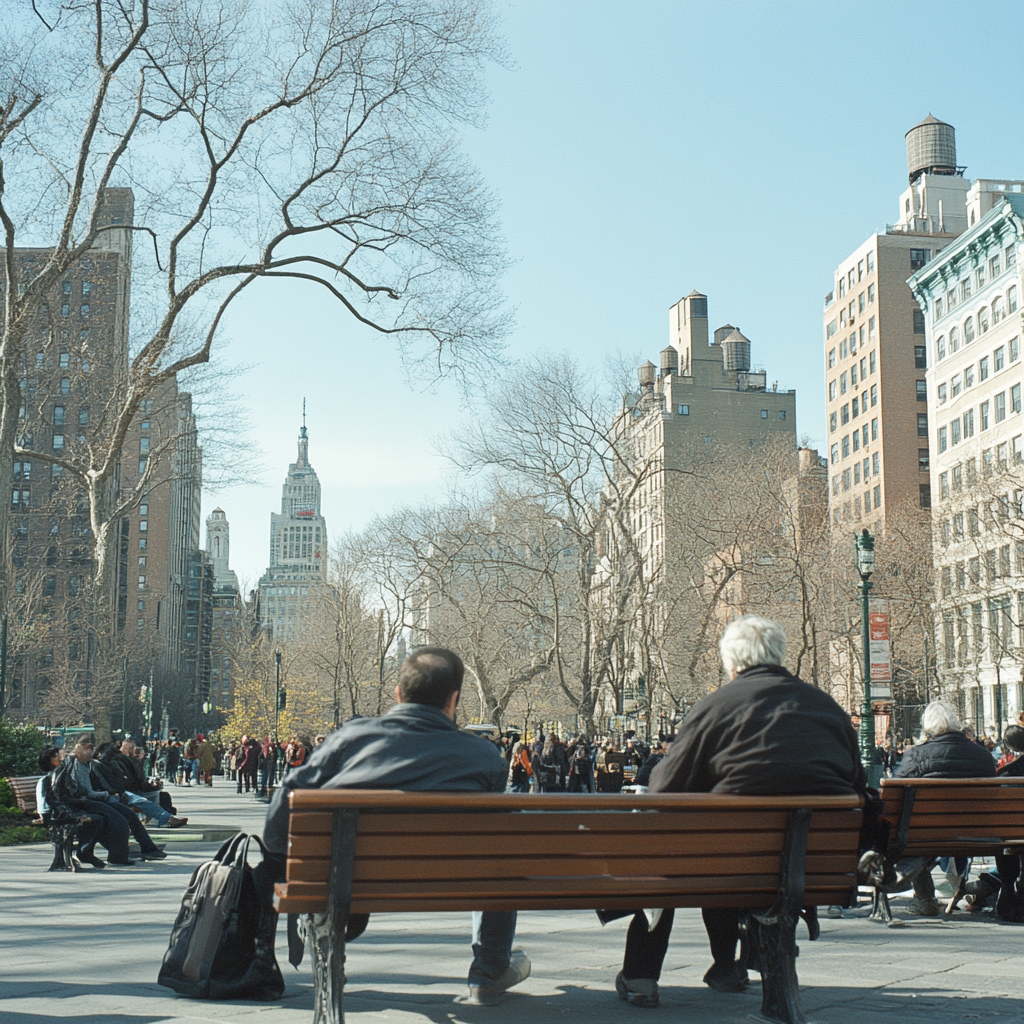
top-left (395, 646), bottom-right (464, 717)
top-left (964, 725), bottom-right (977, 741)
top-left (719, 615), bottom-right (787, 679)
top-left (39, 746), bottom-right (63, 772)
top-left (315, 734), bottom-right (326, 746)
top-left (1002, 725), bottom-right (1024, 754)
top-left (120, 738), bottom-right (136, 755)
top-left (74, 739), bottom-right (95, 762)
top-left (919, 700), bottom-right (963, 743)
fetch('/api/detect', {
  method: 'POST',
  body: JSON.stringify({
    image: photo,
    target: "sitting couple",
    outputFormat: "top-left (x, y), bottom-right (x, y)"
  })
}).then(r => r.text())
top-left (259, 616), bottom-right (866, 1007)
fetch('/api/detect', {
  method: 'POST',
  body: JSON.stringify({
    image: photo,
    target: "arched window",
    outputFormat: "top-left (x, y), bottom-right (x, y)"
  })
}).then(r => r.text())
top-left (936, 335), bottom-right (946, 361)
top-left (992, 295), bottom-right (1005, 323)
top-left (979, 306), bottom-right (990, 334)
top-left (214, 537), bottom-right (220, 557)
top-left (949, 326), bottom-right (959, 353)
top-left (964, 316), bottom-right (975, 343)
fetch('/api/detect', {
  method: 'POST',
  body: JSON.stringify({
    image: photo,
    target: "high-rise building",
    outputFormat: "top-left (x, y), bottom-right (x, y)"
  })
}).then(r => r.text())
top-left (822, 115), bottom-right (1024, 533)
top-left (908, 193), bottom-right (1024, 732)
top-left (258, 417), bottom-right (329, 642)
top-left (2, 188), bottom-right (134, 721)
top-left (205, 508), bottom-right (242, 710)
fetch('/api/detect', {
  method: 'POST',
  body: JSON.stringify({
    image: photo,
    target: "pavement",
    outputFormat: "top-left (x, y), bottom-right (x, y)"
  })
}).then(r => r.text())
top-left (2, 780), bottom-right (1023, 1024)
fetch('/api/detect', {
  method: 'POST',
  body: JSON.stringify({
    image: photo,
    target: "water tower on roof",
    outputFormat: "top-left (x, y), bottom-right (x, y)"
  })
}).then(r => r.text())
top-left (905, 114), bottom-right (958, 185)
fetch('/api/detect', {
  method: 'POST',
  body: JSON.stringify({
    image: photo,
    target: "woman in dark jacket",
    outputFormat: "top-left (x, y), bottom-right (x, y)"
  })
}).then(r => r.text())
top-left (894, 700), bottom-right (995, 915)
top-left (237, 736), bottom-right (259, 793)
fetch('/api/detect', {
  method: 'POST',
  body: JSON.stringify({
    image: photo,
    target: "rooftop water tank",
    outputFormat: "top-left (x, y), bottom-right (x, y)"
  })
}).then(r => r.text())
top-left (660, 346), bottom-right (678, 375)
top-left (638, 360), bottom-right (656, 386)
top-left (722, 330), bottom-right (751, 372)
top-left (906, 114), bottom-right (957, 184)
top-left (713, 324), bottom-right (737, 346)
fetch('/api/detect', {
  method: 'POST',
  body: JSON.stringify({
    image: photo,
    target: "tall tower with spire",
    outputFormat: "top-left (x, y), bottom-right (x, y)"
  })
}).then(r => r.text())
top-left (258, 406), bottom-right (329, 642)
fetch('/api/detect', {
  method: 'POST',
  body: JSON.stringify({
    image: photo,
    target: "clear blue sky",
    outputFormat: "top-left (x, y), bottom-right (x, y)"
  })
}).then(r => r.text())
top-left (210, 0), bottom-right (1024, 586)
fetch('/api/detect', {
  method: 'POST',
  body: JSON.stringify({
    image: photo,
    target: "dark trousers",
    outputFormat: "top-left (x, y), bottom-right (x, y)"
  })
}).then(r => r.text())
top-left (238, 769), bottom-right (257, 793)
top-left (105, 799), bottom-right (160, 853)
top-left (621, 907), bottom-right (739, 980)
top-left (74, 799), bottom-right (131, 862)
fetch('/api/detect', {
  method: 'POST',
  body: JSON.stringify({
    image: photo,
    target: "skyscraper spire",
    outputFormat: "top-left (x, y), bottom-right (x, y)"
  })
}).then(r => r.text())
top-left (297, 399), bottom-right (309, 467)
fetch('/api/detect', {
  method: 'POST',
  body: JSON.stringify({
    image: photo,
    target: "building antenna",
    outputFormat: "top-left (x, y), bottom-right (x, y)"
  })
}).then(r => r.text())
top-left (303, 397), bottom-right (306, 429)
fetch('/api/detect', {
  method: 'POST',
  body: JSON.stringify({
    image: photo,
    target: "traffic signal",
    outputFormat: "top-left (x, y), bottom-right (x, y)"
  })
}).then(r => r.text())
top-left (278, 689), bottom-right (287, 711)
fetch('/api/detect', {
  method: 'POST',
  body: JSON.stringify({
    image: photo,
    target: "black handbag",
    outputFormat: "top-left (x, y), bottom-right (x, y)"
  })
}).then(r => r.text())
top-left (158, 832), bottom-right (284, 1001)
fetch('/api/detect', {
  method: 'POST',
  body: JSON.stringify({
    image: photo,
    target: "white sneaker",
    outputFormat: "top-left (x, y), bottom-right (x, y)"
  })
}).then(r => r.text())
top-left (616, 971), bottom-right (659, 1007)
top-left (465, 950), bottom-right (531, 1005)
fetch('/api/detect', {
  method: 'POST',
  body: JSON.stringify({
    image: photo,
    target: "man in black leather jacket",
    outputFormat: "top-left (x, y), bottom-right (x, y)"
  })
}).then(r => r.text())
top-left (259, 647), bottom-right (530, 1006)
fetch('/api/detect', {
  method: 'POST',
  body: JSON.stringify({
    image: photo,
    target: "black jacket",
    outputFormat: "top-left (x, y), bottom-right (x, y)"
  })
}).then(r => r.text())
top-left (895, 731), bottom-right (997, 779)
top-left (650, 665), bottom-right (864, 796)
top-left (635, 752), bottom-right (664, 787)
top-left (101, 749), bottom-right (159, 794)
top-left (263, 703), bottom-right (508, 856)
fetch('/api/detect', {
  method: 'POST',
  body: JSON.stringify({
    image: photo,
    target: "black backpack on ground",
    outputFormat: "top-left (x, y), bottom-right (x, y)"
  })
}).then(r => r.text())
top-left (158, 832), bottom-right (284, 1001)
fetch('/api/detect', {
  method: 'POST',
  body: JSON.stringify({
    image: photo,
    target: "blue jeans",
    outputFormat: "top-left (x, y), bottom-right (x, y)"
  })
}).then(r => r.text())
top-left (125, 791), bottom-right (171, 826)
top-left (469, 911), bottom-right (517, 983)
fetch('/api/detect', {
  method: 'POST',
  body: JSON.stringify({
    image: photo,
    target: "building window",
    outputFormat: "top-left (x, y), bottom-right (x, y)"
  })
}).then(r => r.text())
top-left (964, 316), bottom-right (975, 343)
top-left (995, 392), bottom-right (1007, 423)
top-left (840, 372), bottom-right (848, 394)
top-left (951, 373), bottom-right (961, 398)
top-left (760, 409), bottom-right (768, 418)
top-left (841, 404), bottom-right (850, 425)
top-left (677, 404), bottom-right (689, 415)
top-left (1011, 336), bottom-right (1020, 362)
top-left (139, 437), bottom-right (150, 453)
top-left (994, 345), bottom-right (1005, 371)
top-left (139, 520), bottom-right (148, 532)
top-left (138, 575), bottom-right (146, 589)
top-left (913, 310), bottom-right (926, 334)
top-left (852, 397), bottom-right (859, 418)
top-left (778, 410), bottom-right (786, 419)
top-left (138, 556), bottom-right (147, 567)
top-left (830, 444), bottom-right (839, 464)
top-left (951, 419), bottom-right (961, 445)
top-left (870, 384), bottom-right (878, 407)
top-left (938, 383), bottom-right (947, 404)
top-left (920, 483), bottom-right (931, 509)
top-left (829, 412), bottom-right (837, 432)
top-left (1013, 384), bottom-right (1022, 413)
top-left (853, 431), bottom-right (860, 452)
top-left (919, 449), bottom-right (929, 471)
top-left (1009, 286), bottom-right (1018, 314)
top-left (842, 469), bottom-right (851, 491)
top-left (910, 249), bottom-right (927, 270)
top-left (139, 537), bottom-right (147, 550)
top-left (963, 408), bottom-right (974, 438)
top-left (912, 345), bottom-right (926, 370)
top-left (828, 380), bottom-right (837, 401)
top-left (826, 319), bottom-right (837, 339)
top-left (939, 472), bottom-right (949, 499)
top-left (976, 266), bottom-right (987, 289)
top-left (52, 434), bottom-right (64, 450)
top-left (828, 348), bottom-right (836, 368)
top-left (915, 380), bottom-right (927, 402)
top-left (873, 485), bottom-right (881, 508)
top-left (938, 426), bottom-right (948, 453)
top-left (80, 304), bottom-right (90, 317)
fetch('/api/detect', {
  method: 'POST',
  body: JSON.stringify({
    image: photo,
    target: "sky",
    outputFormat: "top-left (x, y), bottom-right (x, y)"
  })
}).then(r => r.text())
top-left (205, 0), bottom-right (1024, 586)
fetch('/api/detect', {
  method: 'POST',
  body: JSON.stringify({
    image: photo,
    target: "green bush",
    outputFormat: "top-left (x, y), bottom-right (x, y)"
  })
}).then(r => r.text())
top-left (0, 719), bottom-right (47, 777)
top-left (0, 804), bottom-right (28, 819)
top-left (0, 824), bottom-right (48, 846)
top-left (0, 778), bottom-right (14, 808)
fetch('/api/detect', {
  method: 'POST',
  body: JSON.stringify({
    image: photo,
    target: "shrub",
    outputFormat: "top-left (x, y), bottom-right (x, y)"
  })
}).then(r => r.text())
top-left (0, 719), bottom-right (48, 777)
top-left (0, 778), bottom-right (14, 809)
top-left (0, 824), bottom-right (48, 846)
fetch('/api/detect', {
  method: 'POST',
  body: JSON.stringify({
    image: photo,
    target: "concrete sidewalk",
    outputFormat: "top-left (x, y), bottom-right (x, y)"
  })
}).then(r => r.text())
top-left (2, 783), bottom-right (1022, 1024)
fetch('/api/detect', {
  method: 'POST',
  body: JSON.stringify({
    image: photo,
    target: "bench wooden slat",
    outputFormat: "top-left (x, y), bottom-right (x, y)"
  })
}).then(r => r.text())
top-left (4, 776), bottom-right (41, 815)
top-left (287, 825), bottom-right (859, 860)
top-left (288, 789), bottom-right (864, 811)
top-left (285, 851), bottom-right (859, 883)
top-left (881, 812), bottom-right (1024, 828)
top-left (288, 808), bottom-right (862, 835)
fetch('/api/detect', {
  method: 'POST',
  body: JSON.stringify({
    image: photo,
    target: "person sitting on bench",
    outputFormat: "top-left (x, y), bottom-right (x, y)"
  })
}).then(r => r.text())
top-left (259, 646), bottom-right (531, 1006)
top-left (615, 615), bottom-right (864, 1008)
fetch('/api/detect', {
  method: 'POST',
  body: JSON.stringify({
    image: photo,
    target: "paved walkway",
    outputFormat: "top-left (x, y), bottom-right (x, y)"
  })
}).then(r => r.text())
top-left (2, 782), bottom-right (1022, 1024)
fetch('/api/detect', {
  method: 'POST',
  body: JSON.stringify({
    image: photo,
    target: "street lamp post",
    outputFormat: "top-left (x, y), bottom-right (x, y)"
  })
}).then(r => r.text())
top-left (274, 650), bottom-right (282, 742)
top-left (855, 528), bottom-right (880, 786)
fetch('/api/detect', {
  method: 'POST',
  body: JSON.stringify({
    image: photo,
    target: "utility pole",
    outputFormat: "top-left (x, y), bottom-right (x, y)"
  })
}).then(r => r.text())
top-left (0, 615), bottom-right (7, 719)
top-left (274, 650), bottom-right (283, 741)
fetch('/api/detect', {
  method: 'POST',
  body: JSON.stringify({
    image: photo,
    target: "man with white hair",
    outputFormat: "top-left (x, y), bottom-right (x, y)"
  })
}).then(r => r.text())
top-left (893, 700), bottom-right (994, 914)
top-left (614, 615), bottom-right (863, 1007)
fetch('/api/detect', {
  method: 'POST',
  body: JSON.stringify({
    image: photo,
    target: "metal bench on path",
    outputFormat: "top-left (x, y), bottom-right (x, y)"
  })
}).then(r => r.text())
top-left (273, 789), bottom-right (864, 1024)
top-left (872, 776), bottom-right (1024, 922)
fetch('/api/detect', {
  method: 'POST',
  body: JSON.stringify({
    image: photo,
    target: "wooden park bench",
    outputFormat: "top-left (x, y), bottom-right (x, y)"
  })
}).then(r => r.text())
top-left (273, 790), bottom-right (864, 1024)
top-left (871, 776), bottom-right (1024, 923)
top-left (4, 775), bottom-right (41, 817)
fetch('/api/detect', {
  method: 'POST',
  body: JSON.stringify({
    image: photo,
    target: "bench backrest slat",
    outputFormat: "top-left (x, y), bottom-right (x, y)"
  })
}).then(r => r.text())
top-left (4, 776), bottom-right (41, 814)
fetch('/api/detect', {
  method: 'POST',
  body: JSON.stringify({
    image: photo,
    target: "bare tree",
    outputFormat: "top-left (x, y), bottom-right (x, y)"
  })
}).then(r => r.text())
top-left (0, 0), bottom-right (508, 648)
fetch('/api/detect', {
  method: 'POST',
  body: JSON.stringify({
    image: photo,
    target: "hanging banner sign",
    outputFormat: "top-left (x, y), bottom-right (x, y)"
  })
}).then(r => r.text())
top-left (868, 597), bottom-right (892, 685)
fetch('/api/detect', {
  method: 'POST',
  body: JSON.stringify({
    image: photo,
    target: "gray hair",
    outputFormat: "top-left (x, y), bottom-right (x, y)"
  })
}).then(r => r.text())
top-left (719, 615), bottom-right (786, 677)
top-left (919, 700), bottom-right (963, 743)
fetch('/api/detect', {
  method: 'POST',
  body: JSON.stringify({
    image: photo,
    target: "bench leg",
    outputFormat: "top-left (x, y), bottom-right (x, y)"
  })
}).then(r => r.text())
top-left (869, 888), bottom-right (893, 924)
top-left (750, 912), bottom-right (806, 1024)
top-left (943, 873), bottom-right (968, 918)
top-left (310, 908), bottom-right (349, 1024)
